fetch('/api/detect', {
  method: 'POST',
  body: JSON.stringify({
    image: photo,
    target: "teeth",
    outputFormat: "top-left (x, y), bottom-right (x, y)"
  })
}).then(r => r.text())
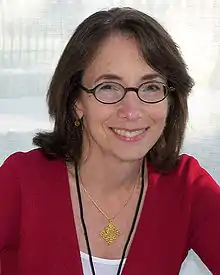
top-left (112, 128), bottom-right (145, 138)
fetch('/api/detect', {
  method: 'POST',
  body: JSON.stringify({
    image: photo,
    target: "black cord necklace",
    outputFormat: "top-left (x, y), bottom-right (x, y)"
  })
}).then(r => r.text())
top-left (74, 157), bottom-right (145, 275)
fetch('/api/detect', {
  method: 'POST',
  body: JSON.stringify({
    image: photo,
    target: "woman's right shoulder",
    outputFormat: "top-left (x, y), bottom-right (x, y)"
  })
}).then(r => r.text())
top-left (0, 148), bottom-right (65, 176)
top-left (1, 148), bottom-right (46, 170)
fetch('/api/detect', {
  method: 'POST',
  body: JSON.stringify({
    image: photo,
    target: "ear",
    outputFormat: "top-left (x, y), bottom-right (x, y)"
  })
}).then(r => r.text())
top-left (75, 100), bottom-right (84, 119)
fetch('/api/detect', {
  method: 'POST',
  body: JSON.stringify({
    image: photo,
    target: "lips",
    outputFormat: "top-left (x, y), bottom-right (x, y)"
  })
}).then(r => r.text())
top-left (111, 128), bottom-right (147, 138)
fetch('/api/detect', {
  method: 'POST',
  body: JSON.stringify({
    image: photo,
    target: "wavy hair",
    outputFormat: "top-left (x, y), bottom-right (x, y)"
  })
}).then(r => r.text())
top-left (33, 7), bottom-right (194, 172)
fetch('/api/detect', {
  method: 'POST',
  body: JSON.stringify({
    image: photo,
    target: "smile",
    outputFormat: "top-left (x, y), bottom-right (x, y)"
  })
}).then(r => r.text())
top-left (110, 128), bottom-right (148, 142)
top-left (112, 128), bottom-right (146, 137)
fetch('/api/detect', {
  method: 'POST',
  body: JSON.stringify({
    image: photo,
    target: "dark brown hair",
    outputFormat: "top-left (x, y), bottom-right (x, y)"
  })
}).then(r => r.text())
top-left (33, 7), bottom-right (194, 172)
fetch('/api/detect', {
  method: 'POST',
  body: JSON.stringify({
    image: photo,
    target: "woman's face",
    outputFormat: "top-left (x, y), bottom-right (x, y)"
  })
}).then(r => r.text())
top-left (76, 33), bottom-right (169, 162)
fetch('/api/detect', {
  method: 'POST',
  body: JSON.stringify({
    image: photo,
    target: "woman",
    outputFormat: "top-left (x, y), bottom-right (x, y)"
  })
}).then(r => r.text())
top-left (0, 7), bottom-right (220, 275)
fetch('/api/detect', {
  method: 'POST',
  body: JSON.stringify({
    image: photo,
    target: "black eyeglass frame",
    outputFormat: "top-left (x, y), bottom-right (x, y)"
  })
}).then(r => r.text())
top-left (79, 81), bottom-right (175, 104)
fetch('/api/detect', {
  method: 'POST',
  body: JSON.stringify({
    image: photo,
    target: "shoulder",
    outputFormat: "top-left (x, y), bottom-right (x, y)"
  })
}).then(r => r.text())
top-left (175, 153), bottom-right (203, 178)
top-left (167, 153), bottom-right (213, 181)
top-left (173, 154), bottom-right (219, 201)
top-left (1, 148), bottom-right (65, 178)
top-left (176, 154), bottom-right (218, 186)
top-left (149, 153), bottom-right (203, 181)
top-left (2, 148), bottom-right (49, 165)
top-left (148, 153), bottom-right (218, 192)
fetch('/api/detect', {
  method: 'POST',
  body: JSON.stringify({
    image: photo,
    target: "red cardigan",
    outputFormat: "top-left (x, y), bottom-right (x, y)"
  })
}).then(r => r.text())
top-left (1, 149), bottom-right (220, 275)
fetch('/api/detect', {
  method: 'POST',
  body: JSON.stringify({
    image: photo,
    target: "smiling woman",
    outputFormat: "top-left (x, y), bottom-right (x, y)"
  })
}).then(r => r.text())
top-left (1, 6), bottom-right (220, 275)
top-left (75, 33), bottom-right (170, 162)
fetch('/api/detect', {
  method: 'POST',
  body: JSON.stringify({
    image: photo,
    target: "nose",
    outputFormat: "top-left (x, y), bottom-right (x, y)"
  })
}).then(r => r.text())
top-left (117, 91), bottom-right (142, 121)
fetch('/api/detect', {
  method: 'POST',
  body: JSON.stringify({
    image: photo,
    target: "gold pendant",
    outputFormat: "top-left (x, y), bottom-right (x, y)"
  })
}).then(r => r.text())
top-left (100, 219), bottom-right (121, 245)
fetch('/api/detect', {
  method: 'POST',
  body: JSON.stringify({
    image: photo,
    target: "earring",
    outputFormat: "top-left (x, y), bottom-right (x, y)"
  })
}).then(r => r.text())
top-left (74, 120), bottom-right (81, 127)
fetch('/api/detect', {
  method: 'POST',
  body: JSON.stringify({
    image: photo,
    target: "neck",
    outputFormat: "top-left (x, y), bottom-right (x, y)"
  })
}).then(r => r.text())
top-left (78, 151), bottom-right (144, 196)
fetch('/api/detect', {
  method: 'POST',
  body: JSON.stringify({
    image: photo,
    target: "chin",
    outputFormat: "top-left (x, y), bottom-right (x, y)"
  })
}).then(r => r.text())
top-left (111, 150), bottom-right (148, 163)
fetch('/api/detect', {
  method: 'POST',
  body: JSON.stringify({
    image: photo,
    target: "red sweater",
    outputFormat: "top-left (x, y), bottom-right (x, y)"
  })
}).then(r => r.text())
top-left (0, 149), bottom-right (220, 275)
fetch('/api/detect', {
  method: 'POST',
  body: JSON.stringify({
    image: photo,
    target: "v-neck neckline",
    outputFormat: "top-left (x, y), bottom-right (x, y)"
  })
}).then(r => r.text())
top-left (62, 159), bottom-right (155, 275)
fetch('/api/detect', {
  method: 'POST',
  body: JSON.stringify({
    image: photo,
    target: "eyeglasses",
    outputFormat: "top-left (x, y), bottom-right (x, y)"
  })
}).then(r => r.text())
top-left (80, 81), bottom-right (174, 104)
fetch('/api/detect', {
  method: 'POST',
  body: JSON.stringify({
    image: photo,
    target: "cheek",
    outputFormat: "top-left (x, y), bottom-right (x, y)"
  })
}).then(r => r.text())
top-left (147, 102), bottom-right (169, 126)
top-left (82, 104), bottom-right (114, 136)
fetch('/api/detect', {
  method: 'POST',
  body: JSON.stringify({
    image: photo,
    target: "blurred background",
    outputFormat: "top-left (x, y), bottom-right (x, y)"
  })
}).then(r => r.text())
top-left (0, 0), bottom-right (219, 274)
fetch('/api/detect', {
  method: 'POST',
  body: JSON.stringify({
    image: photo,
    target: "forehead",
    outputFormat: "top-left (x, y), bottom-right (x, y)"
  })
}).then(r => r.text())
top-left (83, 33), bottom-right (160, 85)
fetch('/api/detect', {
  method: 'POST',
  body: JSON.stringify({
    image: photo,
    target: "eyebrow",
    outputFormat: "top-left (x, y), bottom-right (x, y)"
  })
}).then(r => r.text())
top-left (94, 73), bottom-right (165, 84)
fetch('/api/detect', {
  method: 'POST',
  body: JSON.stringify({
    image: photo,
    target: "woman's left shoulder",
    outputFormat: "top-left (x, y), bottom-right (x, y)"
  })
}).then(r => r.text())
top-left (176, 153), bottom-right (202, 173)
top-left (174, 153), bottom-right (219, 190)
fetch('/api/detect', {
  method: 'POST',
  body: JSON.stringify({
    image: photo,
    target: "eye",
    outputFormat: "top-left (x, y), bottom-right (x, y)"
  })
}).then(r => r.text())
top-left (98, 83), bottom-right (120, 91)
top-left (144, 82), bottom-right (162, 91)
top-left (139, 82), bottom-right (165, 95)
top-left (94, 82), bottom-right (123, 103)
